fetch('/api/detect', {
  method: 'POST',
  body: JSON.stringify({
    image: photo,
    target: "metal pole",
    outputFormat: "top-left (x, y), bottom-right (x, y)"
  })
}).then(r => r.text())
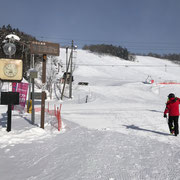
top-left (41, 54), bottom-right (47, 129)
top-left (31, 77), bottom-right (35, 124)
top-left (7, 104), bottom-right (12, 132)
top-left (8, 48), bottom-right (11, 93)
top-left (31, 54), bottom-right (35, 123)
top-left (69, 40), bottom-right (73, 98)
top-left (27, 77), bottom-right (31, 113)
top-left (27, 54), bottom-right (34, 113)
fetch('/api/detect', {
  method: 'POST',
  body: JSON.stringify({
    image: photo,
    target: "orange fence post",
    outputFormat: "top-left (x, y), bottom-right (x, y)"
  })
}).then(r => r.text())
top-left (45, 103), bottom-right (62, 131)
top-left (58, 104), bottom-right (62, 131)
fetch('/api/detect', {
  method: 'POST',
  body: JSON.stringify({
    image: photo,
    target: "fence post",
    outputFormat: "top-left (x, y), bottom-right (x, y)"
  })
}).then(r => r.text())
top-left (59, 104), bottom-right (62, 131)
top-left (56, 107), bottom-right (60, 131)
top-left (85, 95), bottom-right (88, 103)
top-left (56, 107), bottom-right (59, 118)
top-left (54, 104), bottom-right (56, 116)
top-left (48, 102), bottom-right (49, 113)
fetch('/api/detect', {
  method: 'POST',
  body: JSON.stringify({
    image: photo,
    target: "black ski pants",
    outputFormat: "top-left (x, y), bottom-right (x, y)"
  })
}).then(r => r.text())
top-left (168, 116), bottom-right (179, 135)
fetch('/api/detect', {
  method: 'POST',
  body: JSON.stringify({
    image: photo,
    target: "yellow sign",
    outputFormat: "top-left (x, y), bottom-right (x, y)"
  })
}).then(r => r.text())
top-left (0, 58), bottom-right (23, 81)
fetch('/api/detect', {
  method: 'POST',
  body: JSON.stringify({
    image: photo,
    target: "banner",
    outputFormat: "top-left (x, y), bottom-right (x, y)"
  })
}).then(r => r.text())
top-left (12, 82), bottom-right (17, 92)
top-left (13, 82), bottom-right (29, 111)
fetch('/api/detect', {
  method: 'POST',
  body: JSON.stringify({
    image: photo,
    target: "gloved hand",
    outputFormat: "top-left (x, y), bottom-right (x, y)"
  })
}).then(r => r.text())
top-left (164, 114), bottom-right (167, 118)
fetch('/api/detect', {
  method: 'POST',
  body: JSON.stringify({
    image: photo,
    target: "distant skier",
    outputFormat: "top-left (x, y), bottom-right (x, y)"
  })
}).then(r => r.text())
top-left (164, 93), bottom-right (180, 136)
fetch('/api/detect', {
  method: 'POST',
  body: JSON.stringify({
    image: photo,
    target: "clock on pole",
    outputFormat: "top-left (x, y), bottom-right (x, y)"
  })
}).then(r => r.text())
top-left (0, 58), bottom-right (23, 82)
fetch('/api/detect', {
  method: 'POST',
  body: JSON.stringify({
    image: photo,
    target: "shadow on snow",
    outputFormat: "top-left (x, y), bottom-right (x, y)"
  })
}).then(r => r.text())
top-left (147, 109), bottom-right (163, 113)
top-left (123, 124), bottom-right (170, 136)
top-left (0, 113), bottom-right (7, 128)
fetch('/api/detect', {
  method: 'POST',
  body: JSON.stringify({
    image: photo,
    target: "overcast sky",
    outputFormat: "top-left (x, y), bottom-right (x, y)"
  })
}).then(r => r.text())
top-left (0, 0), bottom-right (180, 54)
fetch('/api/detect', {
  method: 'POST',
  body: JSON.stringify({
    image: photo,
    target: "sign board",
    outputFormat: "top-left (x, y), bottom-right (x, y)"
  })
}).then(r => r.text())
top-left (78, 82), bottom-right (89, 86)
top-left (30, 41), bottom-right (60, 56)
top-left (1, 92), bottom-right (19, 105)
top-left (30, 70), bottom-right (38, 78)
top-left (31, 92), bottom-right (47, 100)
top-left (0, 58), bottom-right (23, 82)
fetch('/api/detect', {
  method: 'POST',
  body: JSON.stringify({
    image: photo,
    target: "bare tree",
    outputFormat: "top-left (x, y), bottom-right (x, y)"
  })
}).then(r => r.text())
top-left (46, 56), bottom-right (61, 99)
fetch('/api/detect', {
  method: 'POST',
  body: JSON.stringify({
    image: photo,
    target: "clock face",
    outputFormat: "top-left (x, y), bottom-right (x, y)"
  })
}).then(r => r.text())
top-left (3, 63), bottom-right (18, 77)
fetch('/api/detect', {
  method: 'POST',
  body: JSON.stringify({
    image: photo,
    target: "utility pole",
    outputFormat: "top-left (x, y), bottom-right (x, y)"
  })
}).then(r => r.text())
top-left (66, 46), bottom-right (68, 71)
top-left (69, 40), bottom-right (73, 98)
top-left (61, 40), bottom-right (74, 100)
top-left (60, 51), bottom-right (72, 100)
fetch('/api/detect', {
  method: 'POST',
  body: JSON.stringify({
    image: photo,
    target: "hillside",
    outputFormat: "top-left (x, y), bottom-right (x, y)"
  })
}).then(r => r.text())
top-left (1, 49), bottom-right (180, 179)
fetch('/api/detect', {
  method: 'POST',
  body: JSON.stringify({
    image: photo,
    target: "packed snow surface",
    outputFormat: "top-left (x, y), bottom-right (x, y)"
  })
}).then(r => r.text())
top-left (1, 49), bottom-right (180, 180)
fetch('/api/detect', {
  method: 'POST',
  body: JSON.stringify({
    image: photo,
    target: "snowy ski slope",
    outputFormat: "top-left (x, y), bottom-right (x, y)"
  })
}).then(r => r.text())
top-left (1, 49), bottom-right (180, 179)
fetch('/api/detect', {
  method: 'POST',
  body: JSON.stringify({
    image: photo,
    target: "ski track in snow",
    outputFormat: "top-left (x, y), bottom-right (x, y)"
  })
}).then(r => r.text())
top-left (1, 51), bottom-right (180, 179)
top-left (1, 119), bottom-right (180, 180)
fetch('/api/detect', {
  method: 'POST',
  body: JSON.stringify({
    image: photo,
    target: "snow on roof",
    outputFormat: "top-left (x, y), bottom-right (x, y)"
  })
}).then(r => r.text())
top-left (5, 34), bottom-right (20, 41)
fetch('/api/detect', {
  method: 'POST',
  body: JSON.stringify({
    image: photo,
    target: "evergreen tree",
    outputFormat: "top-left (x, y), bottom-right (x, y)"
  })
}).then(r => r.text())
top-left (0, 24), bottom-right (37, 79)
top-left (82, 44), bottom-right (131, 60)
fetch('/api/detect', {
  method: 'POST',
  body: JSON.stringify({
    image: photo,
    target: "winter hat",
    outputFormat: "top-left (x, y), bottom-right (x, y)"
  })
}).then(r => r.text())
top-left (168, 93), bottom-right (175, 99)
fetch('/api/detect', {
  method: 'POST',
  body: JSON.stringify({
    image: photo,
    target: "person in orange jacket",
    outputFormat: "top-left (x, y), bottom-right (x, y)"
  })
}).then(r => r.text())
top-left (164, 93), bottom-right (180, 136)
